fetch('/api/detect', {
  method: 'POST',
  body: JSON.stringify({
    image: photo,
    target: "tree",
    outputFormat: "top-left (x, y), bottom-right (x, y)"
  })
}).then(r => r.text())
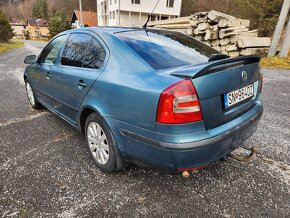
top-left (48, 10), bottom-right (71, 38)
top-left (0, 10), bottom-right (13, 42)
top-left (32, 0), bottom-right (48, 19)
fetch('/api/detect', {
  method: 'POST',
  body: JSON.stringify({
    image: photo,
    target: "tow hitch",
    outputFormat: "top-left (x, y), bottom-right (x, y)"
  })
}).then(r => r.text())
top-left (179, 164), bottom-right (209, 178)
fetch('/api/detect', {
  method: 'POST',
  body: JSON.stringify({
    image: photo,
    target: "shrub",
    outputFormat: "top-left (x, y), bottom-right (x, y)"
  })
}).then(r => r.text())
top-left (0, 10), bottom-right (13, 43)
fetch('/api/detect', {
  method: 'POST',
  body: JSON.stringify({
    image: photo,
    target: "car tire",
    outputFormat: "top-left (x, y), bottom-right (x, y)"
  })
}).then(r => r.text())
top-left (85, 113), bottom-right (120, 172)
top-left (25, 80), bottom-right (41, 109)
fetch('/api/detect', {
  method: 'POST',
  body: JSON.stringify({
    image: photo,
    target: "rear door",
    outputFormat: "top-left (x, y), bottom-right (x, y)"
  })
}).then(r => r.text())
top-left (50, 32), bottom-right (107, 124)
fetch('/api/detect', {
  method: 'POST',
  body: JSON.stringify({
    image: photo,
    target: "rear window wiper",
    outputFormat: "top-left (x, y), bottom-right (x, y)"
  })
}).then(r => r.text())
top-left (209, 53), bottom-right (229, 62)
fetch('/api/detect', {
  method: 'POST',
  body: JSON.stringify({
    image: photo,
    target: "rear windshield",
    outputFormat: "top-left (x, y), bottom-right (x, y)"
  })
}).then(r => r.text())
top-left (116, 29), bottom-right (217, 70)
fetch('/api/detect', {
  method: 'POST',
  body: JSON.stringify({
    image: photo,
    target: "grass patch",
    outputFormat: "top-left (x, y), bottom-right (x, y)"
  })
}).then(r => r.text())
top-left (0, 41), bottom-right (24, 54)
top-left (261, 50), bottom-right (290, 69)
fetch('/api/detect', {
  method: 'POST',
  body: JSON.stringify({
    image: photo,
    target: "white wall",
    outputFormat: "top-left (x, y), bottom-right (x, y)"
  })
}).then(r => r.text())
top-left (119, 0), bottom-right (182, 16)
top-left (97, 0), bottom-right (182, 26)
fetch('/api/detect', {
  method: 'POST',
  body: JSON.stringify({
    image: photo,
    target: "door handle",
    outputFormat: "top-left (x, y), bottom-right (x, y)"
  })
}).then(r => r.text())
top-left (46, 72), bottom-right (51, 79)
top-left (78, 80), bottom-right (87, 89)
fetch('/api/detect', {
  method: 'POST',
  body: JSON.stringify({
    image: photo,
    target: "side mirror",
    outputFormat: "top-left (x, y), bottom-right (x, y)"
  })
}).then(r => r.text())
top-left (24, 55), bottom-right (37, 64)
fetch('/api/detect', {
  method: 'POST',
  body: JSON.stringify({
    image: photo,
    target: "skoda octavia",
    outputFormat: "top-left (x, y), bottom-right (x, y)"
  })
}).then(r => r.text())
top-left (23, 27), bottom-right (263, 173)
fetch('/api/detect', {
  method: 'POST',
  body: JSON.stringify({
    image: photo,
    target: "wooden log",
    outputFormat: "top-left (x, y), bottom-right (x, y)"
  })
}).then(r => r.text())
top-left (207, 10), bottom-right (236, 23)
top-left (147, 16), bottom-right (191, 27)
top-left (220, 38), bottom-right (230, 46)
top-left (226, 44), bottom-right (238, 51)
top-left (240, 49), bottom-right (256, 56)
top-left (155, 24), bottom-right (191, 29)
top-left (240, 30), bottom-right (258, 37)
top-left (218, 18), bottom-right (241, 28)
top-left (240, 48), bottom-right (269, 56)
top-left (229, 35), bottom-right (240, 44)
top-left (198, 17), bottom-right (208, 23)
top-left (189, 20), bottom-right (199, 27)
top-left (195, 12), bottom-right (208, 17)
top-left (194, 35), bottom-right (204, 41)
top-left (186, 27), bottom-right (194, 36)
top-left (197, 23), bottom-right (210, 31)
top-left (204, 29), bottom-right (219, 40)
top-left (190, 15), bottom-right (198, 21)
top-left (240, 19), bottom-right (250, 28)
top-left (213, 46), bottom-right (221, 52)
top-left (211, 39), bottom-right (220, 47)
top-left (219, 26), bottom-right (249, 39)
top-left (194, 28), bottom-right (207, 35)
top-left (228, 51), bottom-right (240, 57)
top-left (220, 46), bottom-right (227, 52)
top-left (238, 37), bottom-right (271, 48)
top-left (229, 30), bottom-right (259, 43)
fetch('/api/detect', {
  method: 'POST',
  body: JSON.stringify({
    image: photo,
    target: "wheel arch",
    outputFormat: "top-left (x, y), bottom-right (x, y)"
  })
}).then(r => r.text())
top-left (79, 106), bottom-right (101, 134)
top-left (79, 105), bottom-right (127, 170)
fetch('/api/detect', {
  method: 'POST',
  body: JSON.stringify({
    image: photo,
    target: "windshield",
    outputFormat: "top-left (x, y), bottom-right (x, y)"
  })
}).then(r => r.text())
top-left (115, 29), bottom-right (218, 70)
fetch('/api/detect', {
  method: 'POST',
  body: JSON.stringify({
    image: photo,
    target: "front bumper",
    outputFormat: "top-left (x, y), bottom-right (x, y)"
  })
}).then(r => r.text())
top-left (119, 106), bottom-right (263, 171)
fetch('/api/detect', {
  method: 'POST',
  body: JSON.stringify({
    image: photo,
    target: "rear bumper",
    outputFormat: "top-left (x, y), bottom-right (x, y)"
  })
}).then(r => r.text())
top-left (118, 104), bottom-right (263, 171)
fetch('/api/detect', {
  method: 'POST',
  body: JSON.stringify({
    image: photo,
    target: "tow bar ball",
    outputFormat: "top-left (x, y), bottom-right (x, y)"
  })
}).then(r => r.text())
top-left (182, 170), bottom-right (199, 178)
top-left (182, 171), bottom-right (190, 178)
top-left (179, 164), bottom-right (209, 178)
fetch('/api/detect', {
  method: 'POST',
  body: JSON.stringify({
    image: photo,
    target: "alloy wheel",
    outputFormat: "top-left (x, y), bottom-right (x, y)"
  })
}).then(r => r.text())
top-left (87, 122), bottom-right (109, 165)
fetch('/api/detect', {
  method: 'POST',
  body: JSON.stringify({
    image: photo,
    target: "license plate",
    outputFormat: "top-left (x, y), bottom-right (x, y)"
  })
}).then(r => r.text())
top-left (224, 84), bottom-right (254, 108)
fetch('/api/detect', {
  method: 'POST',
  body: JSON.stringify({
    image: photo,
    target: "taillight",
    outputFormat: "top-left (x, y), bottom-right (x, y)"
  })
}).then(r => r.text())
top-left (157, 80), bottom-right (203, 124)
top-left (259, 73), bottom-right (263, 92)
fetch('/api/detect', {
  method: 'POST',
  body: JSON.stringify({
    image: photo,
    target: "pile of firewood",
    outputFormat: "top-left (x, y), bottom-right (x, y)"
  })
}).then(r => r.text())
top-left (147, 10), bottom-right (271, 57)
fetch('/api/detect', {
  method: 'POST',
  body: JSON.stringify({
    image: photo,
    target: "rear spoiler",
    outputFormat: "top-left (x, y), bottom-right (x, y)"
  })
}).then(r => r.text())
top-left (170, 55), bottom-right (261, 79)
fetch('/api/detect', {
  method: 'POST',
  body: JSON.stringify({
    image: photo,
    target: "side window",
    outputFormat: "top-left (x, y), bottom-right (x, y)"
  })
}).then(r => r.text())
top-left (39, 35), bottom-right (66, 64)
top-left (83, 38), bottom-right (106, 69)
top-left (61, 33), bottom-right (92, 67)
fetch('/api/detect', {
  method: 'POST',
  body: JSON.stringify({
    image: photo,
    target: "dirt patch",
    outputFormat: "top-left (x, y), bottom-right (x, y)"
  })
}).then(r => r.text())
top-left (52, 133), bottom-right (73, 143)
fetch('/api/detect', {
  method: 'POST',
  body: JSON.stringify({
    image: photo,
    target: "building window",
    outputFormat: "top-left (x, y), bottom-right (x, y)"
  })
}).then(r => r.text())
top-left (115, 0), bottom-right (117, 3)
top-left (110, 0), bottom-right (112, 5)
top-left (166, 0), bottom-right (174, 7)
top-left (113, 11), bottom-right (115, 19)
top-left (131, 0), bottom-right (140, 4)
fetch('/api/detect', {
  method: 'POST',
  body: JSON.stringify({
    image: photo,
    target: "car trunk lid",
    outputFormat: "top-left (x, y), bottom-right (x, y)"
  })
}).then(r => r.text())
top-left (165, 55), bottom-right (261, 130)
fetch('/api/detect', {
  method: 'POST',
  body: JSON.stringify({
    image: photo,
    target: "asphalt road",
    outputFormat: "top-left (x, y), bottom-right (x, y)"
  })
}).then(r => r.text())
top-left (0, 41), bottom-right (290, 217)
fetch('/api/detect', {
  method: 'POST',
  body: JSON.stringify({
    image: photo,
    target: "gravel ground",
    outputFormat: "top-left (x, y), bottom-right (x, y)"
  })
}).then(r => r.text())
top-left (0, 41), bottom-right (289, 217)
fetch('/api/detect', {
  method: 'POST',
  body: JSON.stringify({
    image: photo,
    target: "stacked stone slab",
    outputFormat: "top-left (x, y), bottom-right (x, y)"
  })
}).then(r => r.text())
top-left (147, 10), bottom-right (271, 57)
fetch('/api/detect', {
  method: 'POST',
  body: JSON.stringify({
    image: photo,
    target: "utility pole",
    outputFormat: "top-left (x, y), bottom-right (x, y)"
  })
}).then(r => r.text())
top-left (279, 16), bottom-right (290, 57)
top-left (79, 0), bottom-right (83, 27)
top-left (268, 0), bottom-right (290, 57)
top-left (96, 0), bottom-right (98, 26)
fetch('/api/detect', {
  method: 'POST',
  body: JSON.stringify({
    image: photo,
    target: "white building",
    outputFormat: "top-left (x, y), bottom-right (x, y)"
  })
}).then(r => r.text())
top-left (97, 0), bottom-right (182, 27)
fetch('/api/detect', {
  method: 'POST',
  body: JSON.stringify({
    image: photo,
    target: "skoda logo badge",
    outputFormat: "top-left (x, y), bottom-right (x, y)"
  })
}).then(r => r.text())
top-left (242, 71), bottom-right (248, 81)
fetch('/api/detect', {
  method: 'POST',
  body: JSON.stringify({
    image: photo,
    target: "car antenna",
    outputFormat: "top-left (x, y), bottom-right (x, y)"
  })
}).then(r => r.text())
top-left (143, 0), bottom-right (160, 29)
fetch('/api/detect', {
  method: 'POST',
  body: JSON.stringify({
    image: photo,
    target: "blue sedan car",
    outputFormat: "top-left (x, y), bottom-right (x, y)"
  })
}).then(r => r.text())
top-left (23, 27), bottom-right (263, 173)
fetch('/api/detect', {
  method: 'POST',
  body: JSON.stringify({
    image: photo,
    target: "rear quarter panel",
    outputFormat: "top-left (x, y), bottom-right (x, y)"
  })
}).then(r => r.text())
top-left (80, 31), bottom-right (180, 131)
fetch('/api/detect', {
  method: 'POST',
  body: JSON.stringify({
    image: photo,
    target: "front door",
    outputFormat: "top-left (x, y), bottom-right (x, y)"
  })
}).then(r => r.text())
top-left (30, 35), bottom-right (67, 107)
